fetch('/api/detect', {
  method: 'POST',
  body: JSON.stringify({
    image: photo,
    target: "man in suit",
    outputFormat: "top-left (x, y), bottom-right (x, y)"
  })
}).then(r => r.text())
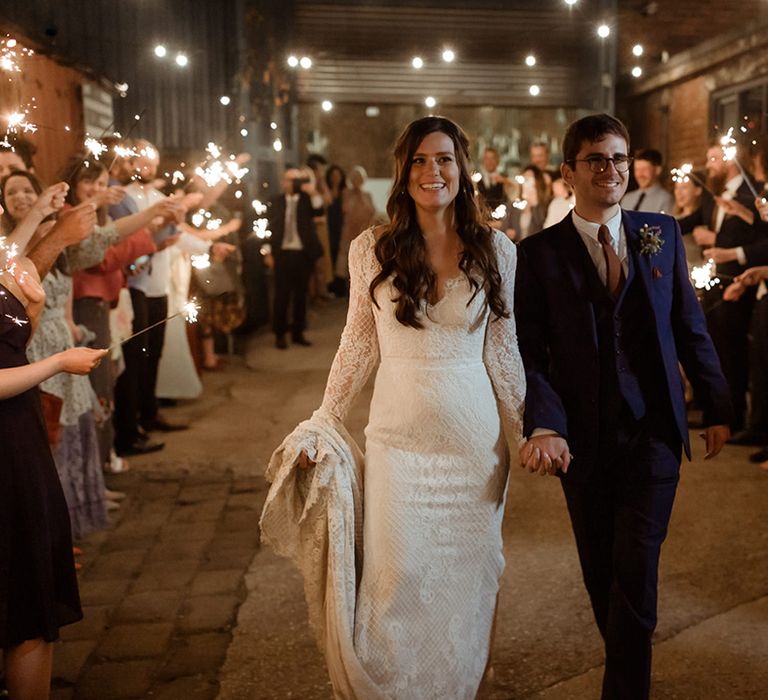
top-left (476, 147), bottom-right (509, 212)
top-left (515, 114), bottom-right (732, 700)
top-left (621, 148), bottom-right (675, 213)
top-left (269, 167), bottom-right (323, 349)
top-left (686, 142), bottom-right (764, 437)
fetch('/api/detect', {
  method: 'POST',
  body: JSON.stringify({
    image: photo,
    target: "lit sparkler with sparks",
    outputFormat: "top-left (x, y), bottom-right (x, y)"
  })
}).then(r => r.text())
top-left (0, 37), bottom-right (33, 73)
top-left (671, 163), bottom-right (715, 196)
top-left (691, 259), bottom-right (720, 290)
top-left (194, 145), bottom-right (249, 188)
top-left (0, 236), bottom-right (19, 273)
top-left (491, 203), bottom-right (507, 220)
top-left (512, 199), bottom-right (528, 210)
top-left (84, 136), bottom-right (108, 159)
top-left (251, 217), bottom-right (271, 240)
top-left (4, 109), bottom-right (37, 134)
top-left (109, 299), bottom-right (201, 350)
top-left (720, 127), bottom-right (760, 198)
top-left (190, 253), bottom-right (211, 270)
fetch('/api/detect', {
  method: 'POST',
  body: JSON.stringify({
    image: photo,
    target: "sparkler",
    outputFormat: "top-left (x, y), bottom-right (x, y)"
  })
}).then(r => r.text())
top-left (190, 253), bottom-right (211, 270)
top-left (0, 36), bottom-right (33, 73)
top-left (690, 258), bottom-right (734, 291)
top-left (4, 109), bottom-right (37, 134)
top-left (491, 203), bottom-right (507, 220)
top-left (670, 163), bottom-right (716, 197)
top-left (251, 217), bottom-right (271, 240)
top-left (4, 313), bottom-right (28, 326)
top-left (194, 144), bottom-right (249, 188)
top-left (512, 199), bottom-right (528, 210)
top-left (0, 236), bottom-right (19, 272)
top-left (720, 128), bottom-right (760, 199)
top-left (109, 299), bottom-right (200, 350)
top-left (84, 136), bottom-right (108, 159)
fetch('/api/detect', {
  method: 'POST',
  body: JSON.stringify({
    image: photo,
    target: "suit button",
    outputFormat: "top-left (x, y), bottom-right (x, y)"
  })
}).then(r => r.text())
top-left (616, 349), bottom-right (621, 355)
top-left (615, 331), bottom-right (621, 338)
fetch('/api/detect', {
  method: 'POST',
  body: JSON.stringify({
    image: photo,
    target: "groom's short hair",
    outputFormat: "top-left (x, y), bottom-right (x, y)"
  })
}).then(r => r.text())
top-left (562, 114), bottom-right (630, 164)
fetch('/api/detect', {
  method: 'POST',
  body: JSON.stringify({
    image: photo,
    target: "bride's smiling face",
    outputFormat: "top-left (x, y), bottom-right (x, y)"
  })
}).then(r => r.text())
top-left (407, 131), bottom-right (460, 213)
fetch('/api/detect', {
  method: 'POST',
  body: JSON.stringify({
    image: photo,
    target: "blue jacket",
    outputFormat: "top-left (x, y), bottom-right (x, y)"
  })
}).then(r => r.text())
top-left (514, 209), bottom-right (733, 471)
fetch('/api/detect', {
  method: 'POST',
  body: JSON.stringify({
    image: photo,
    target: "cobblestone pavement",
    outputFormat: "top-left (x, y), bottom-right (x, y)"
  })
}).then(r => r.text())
top-left (47, 299), bottom-right (768, 699)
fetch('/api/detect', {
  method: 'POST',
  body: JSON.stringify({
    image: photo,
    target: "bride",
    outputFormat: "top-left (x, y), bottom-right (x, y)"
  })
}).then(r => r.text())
top-left (265, 116), bottom-right (525, 698)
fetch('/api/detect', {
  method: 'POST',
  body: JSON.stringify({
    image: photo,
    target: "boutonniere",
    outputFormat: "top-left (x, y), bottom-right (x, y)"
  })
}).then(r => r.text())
top-left (638, 223), bottom-right (664, 257)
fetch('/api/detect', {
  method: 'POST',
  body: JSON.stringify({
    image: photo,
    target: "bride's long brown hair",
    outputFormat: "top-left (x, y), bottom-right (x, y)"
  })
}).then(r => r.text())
top-left (370, 116), bottom-right (508, 328)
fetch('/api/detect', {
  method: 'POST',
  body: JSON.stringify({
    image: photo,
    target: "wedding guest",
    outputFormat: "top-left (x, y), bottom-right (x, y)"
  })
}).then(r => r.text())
top-left (0, 257), bottom-right (105, 700)
top-left (543, 176), bottom-right (575, 228)
top-left (325, 164), bottom-right (346, 295)
top-left (502, 164), bottom-right (550, 240)
top-left (262, 116), bottom-right (525, 697)
top-left (66, 155), bottom-right (157, 472)
top-left (529, 140), bottom-right (559, 183)
top-left (621, 148), bottom-right (675, 213)
top-left (688, 140), bottom-right (763, 436)
top-left (268, 167), bottom-right (324, 349)
top-left (334, 166), bottom-right (376, 282)
top-left (476, 146), bottom-right (509, 212)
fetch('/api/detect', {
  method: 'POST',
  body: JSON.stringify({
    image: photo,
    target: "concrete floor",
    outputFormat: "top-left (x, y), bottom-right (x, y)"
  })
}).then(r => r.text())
top-left (124, 298), bottom-right (767, 699)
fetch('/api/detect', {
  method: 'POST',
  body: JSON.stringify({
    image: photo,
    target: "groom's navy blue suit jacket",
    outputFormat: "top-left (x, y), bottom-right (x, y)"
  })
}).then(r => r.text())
top-left (514, 209), bottom-right (732, 478)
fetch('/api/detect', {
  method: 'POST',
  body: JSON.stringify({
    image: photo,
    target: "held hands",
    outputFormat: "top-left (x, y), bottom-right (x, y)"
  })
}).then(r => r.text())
top-left (519, 435), bottom-right (572, 476)
top-left (700, 425), bottom-right (730, 459)
top-left (692, 227), bottom-right (717, 247)
top-left (57, 347), bottom-right (108, 375)
top-left (722, 281), bottom-right (746, 302)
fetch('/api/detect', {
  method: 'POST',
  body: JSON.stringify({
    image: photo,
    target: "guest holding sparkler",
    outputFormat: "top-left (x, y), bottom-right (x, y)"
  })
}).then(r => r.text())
top-left (66, 155), bottom-right (162, 472)
top-left (685, 140), bottom-right (764, 436)
top-left (2, 167), bottom-right (182, 534)
top-left (0, 227), bottom-right (105, 700)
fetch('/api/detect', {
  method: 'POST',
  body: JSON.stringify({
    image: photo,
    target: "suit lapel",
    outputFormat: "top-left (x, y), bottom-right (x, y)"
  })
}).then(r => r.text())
top-left (622, 210), bottom-right (654, 305)
top-left (553, 214), bottom-right (598, 348)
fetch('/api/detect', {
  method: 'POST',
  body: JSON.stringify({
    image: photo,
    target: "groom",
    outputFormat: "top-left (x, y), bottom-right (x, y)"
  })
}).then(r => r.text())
top-left (514, 114), bottom-right (732, 699)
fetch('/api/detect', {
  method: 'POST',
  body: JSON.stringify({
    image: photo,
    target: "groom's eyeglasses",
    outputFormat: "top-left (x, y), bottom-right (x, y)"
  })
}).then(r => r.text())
top-left (568, 156), bottom-right (634, 173)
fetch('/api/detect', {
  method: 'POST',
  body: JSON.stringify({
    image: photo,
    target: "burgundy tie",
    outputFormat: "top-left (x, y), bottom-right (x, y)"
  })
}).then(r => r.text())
top-left (598, 225), bottom-right (624, 299)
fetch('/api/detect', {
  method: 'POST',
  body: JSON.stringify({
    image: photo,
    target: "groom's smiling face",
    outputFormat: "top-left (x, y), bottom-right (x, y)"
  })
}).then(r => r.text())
top-left (562, 134), bottom-right (629, 213)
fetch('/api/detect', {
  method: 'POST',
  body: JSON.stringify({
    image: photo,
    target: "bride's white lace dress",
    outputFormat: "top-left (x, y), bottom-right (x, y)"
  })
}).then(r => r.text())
top-left (320, 227), bottom-right (525, 698)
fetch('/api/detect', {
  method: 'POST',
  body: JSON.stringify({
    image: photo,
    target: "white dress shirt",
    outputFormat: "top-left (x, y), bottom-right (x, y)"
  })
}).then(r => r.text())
top-left (281, 194), bottom-right (303, 251)
top-left (621, 183), bottom-right (675, 214)
top-left (572, 207), bottom-right (629, 282)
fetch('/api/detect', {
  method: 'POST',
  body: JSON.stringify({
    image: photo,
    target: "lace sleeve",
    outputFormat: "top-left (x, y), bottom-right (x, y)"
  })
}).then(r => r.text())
top-left (484, 231), bottom-right (526, 445)
top-left (64, 224), bottom-right (122, 273)
top-left (320, 229), bottom-right (380, 421)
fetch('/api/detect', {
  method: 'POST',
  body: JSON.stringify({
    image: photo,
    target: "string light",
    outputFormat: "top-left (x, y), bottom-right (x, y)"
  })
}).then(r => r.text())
top-left (321, 100), bottom-right (333, 112)
top-left (529, 84), bottom-right (541, 97)
top-left (299, 56), bottom-right (312, 69)
top-left (412, 56), bottom-right (424, 69)
top-left (442, 49), bottom-right (455, 63)
top-left (597, 24), bottom-right (610, 39)
top-left (175, 53), bottom-right (189, 67)
top-left (424, 96), bottom-right (437, 108)
top-left (220, 96), bottom-right (231, 106)
top-left (154, 45), bottom-right (167, 58)
top-left (525, 55), bottom-right (536, 67)
top-left (273, 138), bottom-right (283, 152)
top-left (632, 44), bottom-right (644, 57)
top-left (631, 66), bottom-right (643, 78)
top-left (287, 55), bottom-right (299, 68)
